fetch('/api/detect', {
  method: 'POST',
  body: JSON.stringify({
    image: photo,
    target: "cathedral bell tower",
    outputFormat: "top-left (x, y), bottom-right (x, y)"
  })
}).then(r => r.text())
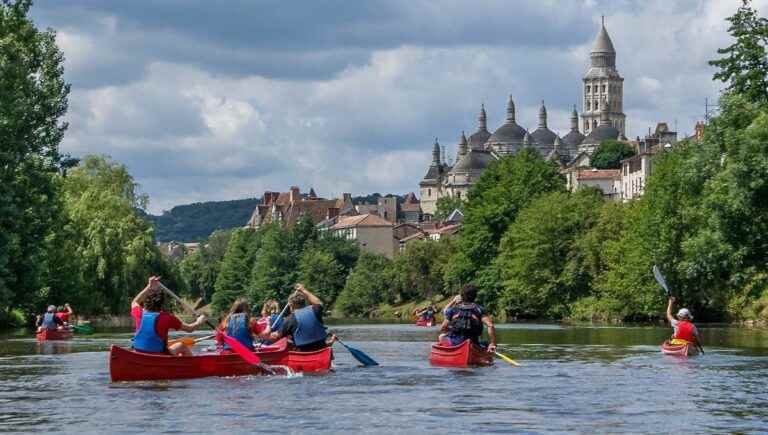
top-left (582, 17), bottom-right (626, 136)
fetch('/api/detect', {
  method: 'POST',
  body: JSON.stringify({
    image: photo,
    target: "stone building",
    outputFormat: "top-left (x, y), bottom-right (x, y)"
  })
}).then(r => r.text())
top-left (329, 213), bottom-right (395, 259)
top-left (418, 19), bottom-right (627, 217)
top-left (247, 186), bottom-right (356, 229)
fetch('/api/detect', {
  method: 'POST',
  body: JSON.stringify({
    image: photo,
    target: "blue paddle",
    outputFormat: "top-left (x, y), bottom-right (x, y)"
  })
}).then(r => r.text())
top-left (334, 337), bottom-right (378, 366)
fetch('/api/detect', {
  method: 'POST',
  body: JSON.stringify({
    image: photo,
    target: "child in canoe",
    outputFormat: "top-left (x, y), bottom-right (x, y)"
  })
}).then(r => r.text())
top-left (253, 299), bottom-right (283, 345)
top-left (665, 296), bottom-right (703, 347)
top-left (131, 276), bottom-right (207, 356)
top-left (217, 298), bottom-right (262, 351)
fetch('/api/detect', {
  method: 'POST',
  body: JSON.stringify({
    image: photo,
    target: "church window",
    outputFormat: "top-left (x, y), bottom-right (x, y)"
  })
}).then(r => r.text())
top-left (584, 120), bottom-right (588, 130)
top-left (428, 188), bottom-right (431, 197)
top-left (592, 120), bottom-right (597, 129)
top-left (601, 85), bottom-right (606, 93)
top-left (586, 85), bottom-right (591, 94)
top-left (586, 101), bottom-right (591, 111)
top-left (457, 191), bottom-right (461, 199)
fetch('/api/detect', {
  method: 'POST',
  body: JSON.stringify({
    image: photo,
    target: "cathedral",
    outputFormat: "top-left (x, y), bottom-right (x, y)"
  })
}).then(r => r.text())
top-left (420, 19), bottom-right (627, 216)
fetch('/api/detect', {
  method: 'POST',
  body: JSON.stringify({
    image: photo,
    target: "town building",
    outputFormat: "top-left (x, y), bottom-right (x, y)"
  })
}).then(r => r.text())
top-left (329, 213), bottom-right (396, 259)
top-left (247, 186), bottom-right (356, 229)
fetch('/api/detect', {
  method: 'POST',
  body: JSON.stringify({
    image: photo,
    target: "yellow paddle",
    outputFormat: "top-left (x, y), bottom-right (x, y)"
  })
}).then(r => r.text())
top-left (494, 350), bottom-right (521, 367)
top-left (168, 334), bottom-right (216, 348)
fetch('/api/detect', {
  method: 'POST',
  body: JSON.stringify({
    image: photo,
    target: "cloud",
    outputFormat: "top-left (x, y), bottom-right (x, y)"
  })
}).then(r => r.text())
top-left (32, 0), bottom-right (764, 213)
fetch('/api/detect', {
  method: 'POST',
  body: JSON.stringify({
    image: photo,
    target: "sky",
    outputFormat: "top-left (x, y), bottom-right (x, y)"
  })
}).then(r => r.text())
top-left (30, 0), bottom-right (767, 214)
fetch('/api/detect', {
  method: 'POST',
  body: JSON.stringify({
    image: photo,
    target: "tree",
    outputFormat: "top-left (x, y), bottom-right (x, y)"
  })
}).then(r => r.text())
top-left (389, 238), bottom-right (455, 303)
top-left (179, 229), bottom-right (231, 303)
top-left (495, 189), bottom-right (604, 319)
top-left (590, 140), bottom-right (636, 169)
top-left (0, 0), bottom-right (70, 320)
top-left (710, 0), bottom-right (768, 105)
top-left (298, 248), bottom-right (344, 305)
top-left (212, 228), bottom-right (259, 313)
top-left (248, 224), bottom-right (300, 304)
top-left (434, 196), bottom-right (465, 222)
top-left (335, 252), bottom-right (392, 317)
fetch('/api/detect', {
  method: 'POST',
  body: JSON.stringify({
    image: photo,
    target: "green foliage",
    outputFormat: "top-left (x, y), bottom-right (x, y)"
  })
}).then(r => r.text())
top-left (335, 252), bottom-right (392, 317)
top-left (299, 249), bottom-right (344, 304)
top-left (389, 238), bottom-right (456, 303)
top-left (434, 196), bottom-right (465, 222)
top-left (710, 0), bottom-right (768, 105)
top-left (496, 189), bottom-right (604, 319)
top-left (590, 140), bottom-right (636, 169)
top-left (178, 229), bottom-right (231, 303)
top-left (211, 228), bottom-right (259, 313)
top-left (144, 198), bottom-right (260, 242)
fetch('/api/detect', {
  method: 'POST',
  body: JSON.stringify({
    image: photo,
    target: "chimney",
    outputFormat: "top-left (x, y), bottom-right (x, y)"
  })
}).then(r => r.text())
top-left (263, 191), bottom-right (275, 205)
top-left (289, 186), bottom-right (300, 204)
top-left (342, 193), bottom-right (352, 203)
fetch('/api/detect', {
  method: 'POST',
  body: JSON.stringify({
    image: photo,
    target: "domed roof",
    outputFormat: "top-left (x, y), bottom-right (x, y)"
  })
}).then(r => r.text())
top-left (468, 104), bottom-right (492, 149)
top-left (451, 148), bottom-right (495, 173)
top-left (583, 124), bottom-right (620, 144)
top-left (592, 22), bottom-right (615, 54)
top-left (488, 96), bottom-right (526, 144)
top-left (530, 101), bottom-right (558, 147)
top-left (562, 130), bottom-right (585, 147)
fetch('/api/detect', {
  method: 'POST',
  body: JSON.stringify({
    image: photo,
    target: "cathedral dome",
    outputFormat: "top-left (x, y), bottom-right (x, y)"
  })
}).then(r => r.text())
top-left (451, 148), bottom-right (495, 174)
top-left (468, 104), bottom-right (492, 149)
top-left (488, 95), bottom-right (526, 145)
top-left (530, 101), bottom-right (558, 149)
top-left (583, 124), bottom-right (620, 145)
top-left (563, 105), bottom-right (585, 148)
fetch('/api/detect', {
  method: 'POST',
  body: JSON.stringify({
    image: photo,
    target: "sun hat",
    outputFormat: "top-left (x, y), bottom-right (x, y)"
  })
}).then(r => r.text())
top-left (677, 308), bottom-right (693, 320)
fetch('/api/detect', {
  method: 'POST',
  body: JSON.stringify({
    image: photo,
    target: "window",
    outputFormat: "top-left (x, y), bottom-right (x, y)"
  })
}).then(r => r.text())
top-left (456, 191), bottom-right (461, 199)
top-left (586, 101), bottom-right (591, 111)
top-left (428, 188), bottom-right (431, 197)
top-left (601, 85), bottom-right (606, 93)
top-left (586, 85), bottom-right (591, 93)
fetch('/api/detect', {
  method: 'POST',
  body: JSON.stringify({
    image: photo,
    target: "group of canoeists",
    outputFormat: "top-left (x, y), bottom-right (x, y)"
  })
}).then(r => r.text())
top-left (35, 303), bottom-right (74, 332)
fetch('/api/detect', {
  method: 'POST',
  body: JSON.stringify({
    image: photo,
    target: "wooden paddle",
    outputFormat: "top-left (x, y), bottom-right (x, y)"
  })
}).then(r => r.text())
top-left (494, 350), bottom-right (521, 367)
top-left (159, 283), bottom-right (264, 367)
top-left (167, 334), bottom-right (216, 348)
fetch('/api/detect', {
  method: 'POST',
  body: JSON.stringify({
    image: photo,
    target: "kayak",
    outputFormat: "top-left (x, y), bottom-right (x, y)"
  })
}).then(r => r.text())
top-left (660, 339), bottom-right (699, 357)
top-left (109, 338), bottom-right (333, 382)
top-left (429, 340), bottom-right (493, 367)
top-left (36, 329), bottom-right (74, 341)
top-left (415, 318), bottom-right (434, 327)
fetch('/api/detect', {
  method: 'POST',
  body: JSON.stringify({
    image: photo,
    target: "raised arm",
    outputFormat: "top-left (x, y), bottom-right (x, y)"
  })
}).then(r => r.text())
top-left (132, 276), bottom-right (160, 308)
top-left (296, 283), bottom-right (322, 306)
top-left (666, 297), bottom-right (676, 323)
top-left (178, 315), bottom-right (207, 333)
top-left (443, 295), bottom-right (461, 314)
top-left (482, 315), bottom-right (497, 352)
top-left (64, 303), bottom-right (73, 315)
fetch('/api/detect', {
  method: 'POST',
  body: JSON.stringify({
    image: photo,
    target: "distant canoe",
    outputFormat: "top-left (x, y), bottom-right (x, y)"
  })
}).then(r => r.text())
top-left (36, 329), bottom-right (74, 341)
top-left (429, 340), bottom-right (493, 367)
top-left (415, 318), bottom-right (434, 327)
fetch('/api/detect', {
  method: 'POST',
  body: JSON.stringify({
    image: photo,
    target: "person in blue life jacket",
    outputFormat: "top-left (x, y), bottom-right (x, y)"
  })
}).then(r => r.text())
top-left (131, 276), bottom-right (207, 356)
top-left (36, 305), bottom-right (64, 332)
top-left (270, 283), bottom-right (333, 352)
top-left (217, 298), bottom-right (259, 351)
top-left (414, 305), bottom-right (437, 322)
top-left (253, 299), bottom-right (282, 345)
top-left (438, 284), bottom-right (497, 353)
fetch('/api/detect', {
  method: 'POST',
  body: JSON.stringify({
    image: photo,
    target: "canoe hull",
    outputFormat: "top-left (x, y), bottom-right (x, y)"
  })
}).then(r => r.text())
top-left (109, 340), bottom-right (333, 382)
top-left (660, 340), bottom-right (699, 357)
top-left (429, 340), bottom-right (493, 367)
top-left (36, 329), bottom-right (74, 341)
top-left (415, 318), bottom-right (434, 327)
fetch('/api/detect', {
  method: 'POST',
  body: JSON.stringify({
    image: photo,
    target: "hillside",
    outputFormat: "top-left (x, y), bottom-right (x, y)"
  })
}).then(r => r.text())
top-left (144, 198), bottom-right (260, 242)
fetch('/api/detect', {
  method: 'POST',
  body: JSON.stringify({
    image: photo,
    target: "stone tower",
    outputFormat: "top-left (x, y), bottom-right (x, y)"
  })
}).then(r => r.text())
top-left (582, 17), bottom-right (625, 136)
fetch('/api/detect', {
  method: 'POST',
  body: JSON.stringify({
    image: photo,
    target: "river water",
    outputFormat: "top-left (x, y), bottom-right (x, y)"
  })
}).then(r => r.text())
top-left (1, 323), bottom-right (768, 434)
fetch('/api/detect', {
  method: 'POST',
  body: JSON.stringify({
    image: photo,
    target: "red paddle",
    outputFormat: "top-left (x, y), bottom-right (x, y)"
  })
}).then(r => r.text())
top-left (159, 283), bottom-right (263, 366)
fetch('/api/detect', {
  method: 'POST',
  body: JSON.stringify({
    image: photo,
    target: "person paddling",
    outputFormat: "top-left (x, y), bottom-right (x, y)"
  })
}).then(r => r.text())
top-left (438, 284), bottom-right (497, 353)
top-left (665, 296), bottom-right (702, 348)
top-left (217, 298), bottom-right (259, 351)
top-left (55, 303), bottom-right (73, 326)
top-left (36, 305), bottom-right (64, 332)
top-left (131, 276), bottom-right (207, 356)
top-left (270, 283), bottom-right (330, 352)
top-left (253, 299), bottom-right (282, 345)
top-left (414, 305), bottom-right (437, 324)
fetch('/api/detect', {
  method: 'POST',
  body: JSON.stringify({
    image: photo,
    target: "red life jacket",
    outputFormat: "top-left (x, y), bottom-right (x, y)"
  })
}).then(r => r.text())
top-left (673, 320), bottom-right (695, 342)
top-left (56, 312), bottom-right (70, 322)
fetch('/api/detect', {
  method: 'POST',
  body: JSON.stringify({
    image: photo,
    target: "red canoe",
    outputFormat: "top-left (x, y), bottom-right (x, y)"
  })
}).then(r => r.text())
top-left (660, 340), bottom-right (699, 357)
top-left (415, 318), bottom-right (434, 327)
top-left (36, 329), bottom-right (74, 341)
top-left (429, 340), bottom-right (493, 367)
top-left (109, 338), bottom-right (333, 382)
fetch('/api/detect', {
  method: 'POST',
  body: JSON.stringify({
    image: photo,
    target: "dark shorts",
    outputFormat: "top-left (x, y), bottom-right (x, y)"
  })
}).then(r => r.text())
top-left (294, 340), bottom-right (327, 352)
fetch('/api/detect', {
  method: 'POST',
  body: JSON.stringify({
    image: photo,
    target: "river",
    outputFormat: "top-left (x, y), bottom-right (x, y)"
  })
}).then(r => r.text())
top-left (1, 323), bottom-right (768, 434)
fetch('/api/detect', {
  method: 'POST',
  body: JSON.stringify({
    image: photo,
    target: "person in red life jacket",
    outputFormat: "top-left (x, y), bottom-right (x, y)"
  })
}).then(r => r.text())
top-left (55, 303), bottom-right (73, 325)
top-left (217, 298), bottom-right (260, 351)
top-left (253, 299), bottom-right (283, 345)
top-left (131, 276), bottom-right (207, 356)
top-left (36, 305), bottom-right (64, 332)
top-left (270, 283), bottom-right (329, 352)
top-left (438, 284), bottom-right (497, 353)
top-left (666, 296), bottom-right (702, 346)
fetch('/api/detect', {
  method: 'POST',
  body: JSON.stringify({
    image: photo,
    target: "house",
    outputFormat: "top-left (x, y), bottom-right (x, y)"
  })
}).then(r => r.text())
top-left (565, 168), bottom-right (620, 198)
top-left (355, 196), bottom-right (399, 223)
top-left (401, 192), bottom-right (423, 224)
top-left (329, 213), bottom-right (396, 259)
top-left (247, 186), bottom-right (356, 229)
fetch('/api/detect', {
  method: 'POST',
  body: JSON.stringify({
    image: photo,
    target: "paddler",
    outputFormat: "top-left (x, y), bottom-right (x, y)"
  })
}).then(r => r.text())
top-left (55, 303), bottom-right (73, 326)
top-left (270, 283), bottom-right (330, 351)
top-left (217, 298), bottom-right (259, 351)
top-left (131, 276), bottom-right (207, 356)
top-left (36, 305), bottom-right (64, 332)
top-left (438, 284), bottom-right (497, 353)
top-left (665, 296), bottom-right (702, 347)
top-left (414, 305), bottom-right (437, 323)
top-left (253, 299), bottom-right (282, 344)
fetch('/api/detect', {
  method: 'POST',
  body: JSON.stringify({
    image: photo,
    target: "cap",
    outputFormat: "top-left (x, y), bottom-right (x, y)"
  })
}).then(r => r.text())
top-left (677, 308), bottom-right (693, 320)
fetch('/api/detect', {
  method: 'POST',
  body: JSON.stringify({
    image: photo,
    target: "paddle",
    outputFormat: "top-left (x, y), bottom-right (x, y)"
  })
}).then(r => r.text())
top-left (652, 266), bottom-right (705, 355)
top-left (334, 337), bottom-right (378, 367)
top-left (72, 324), bottom-right (94, 334)
top-left (158, 283), bottom-right (265, 367)
top-left (270, 303), bottom-right (289, 329)
top-left (168, 334), bottom-right (216, 348)
top-left (494, 350), bottom-right (521, 367)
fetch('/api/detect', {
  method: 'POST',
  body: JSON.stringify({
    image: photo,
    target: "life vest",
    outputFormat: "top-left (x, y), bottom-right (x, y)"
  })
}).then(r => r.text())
top-left (269, 313), bottom-right (283, 331)
top-left (41, 312), bottom-right (57, 330)
top-left (133, 311), bottom-right (165, 353)
top-left (56, 312), bottom-right (70, 322)
top-left (447, 303), bottom-right (484, 339)
top-left (224, 313), bottom-right (254, 351)
top-left (673, 320), bottom-right (696, 343)
top-left (292, 306), bottom-right (326, 347)
top-left (421, 310), bottom-right (435, 320)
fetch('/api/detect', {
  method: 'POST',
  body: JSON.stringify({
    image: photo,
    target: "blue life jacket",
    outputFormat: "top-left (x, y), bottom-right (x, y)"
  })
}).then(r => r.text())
top-left (292, 306), bottom-right (326, 347)
top-left (224, 313), bottom-right (254, 350)
top-left (41, 312), bottom-right (57, 330)
top-left (133, 311), bottom-right (165, 353)
top-left (269, 313), bottom-right (283, 331)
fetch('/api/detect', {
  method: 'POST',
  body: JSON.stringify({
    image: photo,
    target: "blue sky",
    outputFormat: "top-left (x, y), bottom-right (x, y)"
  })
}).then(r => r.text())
top-left (31, 0), bottom-right (764, 213)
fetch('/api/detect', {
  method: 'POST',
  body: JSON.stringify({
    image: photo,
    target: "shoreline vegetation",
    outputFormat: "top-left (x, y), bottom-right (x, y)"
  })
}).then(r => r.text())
top-left (3, 2), bottom-right (768, 330)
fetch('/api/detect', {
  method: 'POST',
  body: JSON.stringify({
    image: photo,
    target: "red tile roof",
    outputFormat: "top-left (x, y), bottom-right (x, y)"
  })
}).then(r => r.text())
top-left (576, 169), bottom-right (620, 180)
top-left (331, 213), bottom-right (393, 230)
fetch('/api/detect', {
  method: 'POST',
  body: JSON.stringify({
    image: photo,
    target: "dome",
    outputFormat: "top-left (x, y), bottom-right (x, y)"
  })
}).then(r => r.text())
top-left (562, 130), bottom-right (585, 148)
top-left (530, 101), bottom-right (557, 148)
top-left (488, 95), bottom-right (527, 145)
top-left (592, 22), bottom-right (615, 54)
top-left (451, 149), bottom-right (495, 173)
top-left (583, 124), bottom-right (620, 145)
top-left (468, 129), bottom-right (491, 149)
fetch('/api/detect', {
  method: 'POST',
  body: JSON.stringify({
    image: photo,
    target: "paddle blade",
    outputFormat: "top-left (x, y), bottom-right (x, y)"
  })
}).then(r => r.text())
top-left (72, 325), bottom-right (94, 334)
top-left (653, 265), bottom-right (670, 296)
top-left (338, 340), bottom-right (378, 366)
top-left (494, 351), bottom-right (521, 367)
top-left (221, 334), bottom-right (262, 365)
top-left (167, 336), bottom-right (196, 347)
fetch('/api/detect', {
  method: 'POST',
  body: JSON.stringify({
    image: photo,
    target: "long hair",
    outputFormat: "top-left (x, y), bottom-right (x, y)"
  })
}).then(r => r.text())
top-left (143, 289), bottom-right (165, 312)
top-left (261, 299), bottom-right (280, 317)
top-left (224, 298), bottom-right (251, 329)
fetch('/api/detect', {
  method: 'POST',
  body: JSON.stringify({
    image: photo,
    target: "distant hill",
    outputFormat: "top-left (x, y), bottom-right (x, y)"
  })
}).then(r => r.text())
top-left (145, 193), bottom-right (406, 242)
top-left (144, 198), bottom-right (260, 242)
